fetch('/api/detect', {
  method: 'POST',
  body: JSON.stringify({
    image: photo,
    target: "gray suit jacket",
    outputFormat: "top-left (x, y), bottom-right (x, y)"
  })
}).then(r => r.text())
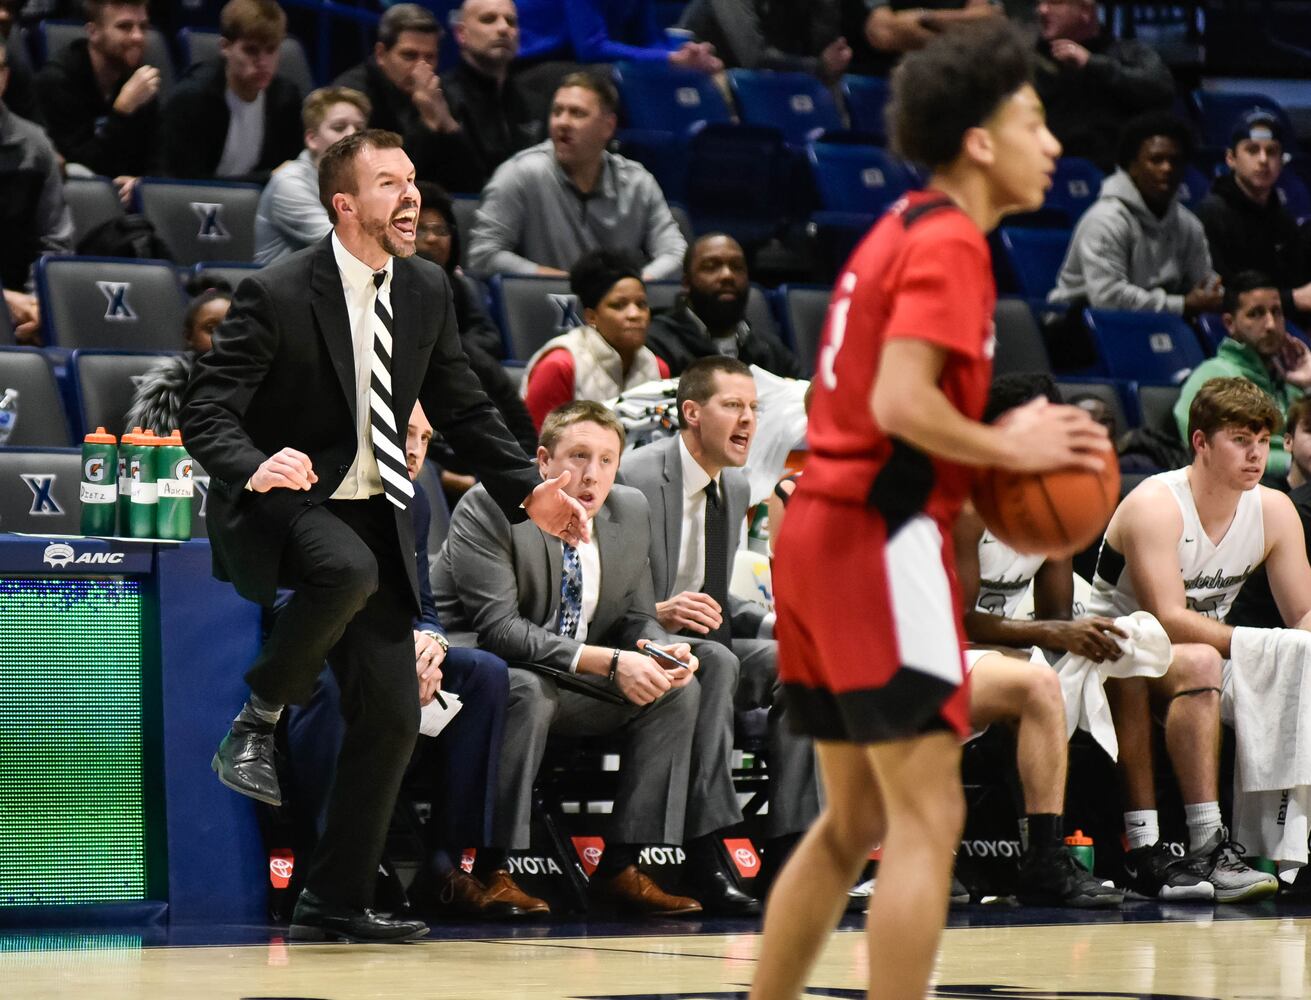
top-left (434, 481), bottom-right (670, 669)
top-left (620, 434), bottom-right (767, 637)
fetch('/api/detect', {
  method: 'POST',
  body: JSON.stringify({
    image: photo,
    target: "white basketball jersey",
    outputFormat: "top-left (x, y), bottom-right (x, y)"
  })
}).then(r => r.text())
top-left (1087, 467), bottom-right (1264, 621)
top-left (975, 530), bottom-right (1045, 619)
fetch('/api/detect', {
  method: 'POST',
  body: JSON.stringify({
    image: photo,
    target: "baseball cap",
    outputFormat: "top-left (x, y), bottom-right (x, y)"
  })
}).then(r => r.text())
top-left (1229, 108), bottom-right (1285, 149)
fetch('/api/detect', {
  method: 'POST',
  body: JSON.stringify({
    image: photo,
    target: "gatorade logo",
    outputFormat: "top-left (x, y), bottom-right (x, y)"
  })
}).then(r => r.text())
top-left (191, 202), bottom-right (230, 240)
top-left (174, 458), bottom-right (193, 480)
top-left (84, 457), bottom-right (108, 483)
top-left (130, 458), bottom-right (141, 482)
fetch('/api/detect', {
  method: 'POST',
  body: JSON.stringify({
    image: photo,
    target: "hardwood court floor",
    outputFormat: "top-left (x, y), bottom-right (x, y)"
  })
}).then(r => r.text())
top-left (2, 905), bottom-right (1309, 999)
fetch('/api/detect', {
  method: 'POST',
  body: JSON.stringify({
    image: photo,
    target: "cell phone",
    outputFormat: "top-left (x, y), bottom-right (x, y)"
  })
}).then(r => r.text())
top-left (641, 644), bottom-right (685, 670)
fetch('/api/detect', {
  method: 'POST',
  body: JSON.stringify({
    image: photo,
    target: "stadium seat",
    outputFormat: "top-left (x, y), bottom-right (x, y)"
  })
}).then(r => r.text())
top-left (0, 348), bottom-right (73, 446)
top-left (1176, 163), bottom-right (1210, 210)
top-left (685, 123), bottom-right (791, 248)
top-left (137, 178), bottom-right (262, 266)
top-left (1045, 157), bottom-right (1105, 225)
top-left (194, 261), bottom-right (261, 292)
top-left (1137, 382), bottom-right (1183, 436)
top-left (38, 20), bottom-right (175, 98)
top-left (841, 75), bottom-right (890, 142)
top-left (1191, 90), bottom-right (1296, 150)
top-left (1194, 312), bottom-right (1226, 353)
top-left (1276, 167), bottom-right (1311, 222)
top-left (807, 142), bottom-right (913, 215)
top-left (993, 298), bottom-right (1052, 376)
top-left (1083, 309), bottom-right (1207, 384)
top-left (37, 256), bottom-right (187, 351)
top-left (727, 69), bottom-right (843, 146)
top-left (613, 61), bottom-right (733, 134)
top-left (71, 349), bottom-right (182, 439)
top-left (489, 274), bottom-right (578, 360)
top-left (0, 447), bottom-right (82, 533)
top-left (177, 29), bottom-right (315, 96)
top-left (998, 227), bottom-right (1072, 300)
top-left (778, 284), bottom-right (831, 377)
top-left (451, 195), bottom-right (478, 269)
top-left (1054, 379), bottom-right (1133, 435)
top-left (63, 177), bottom-right (126, 249)
top-left (614, 128), bottom-right (689, 203)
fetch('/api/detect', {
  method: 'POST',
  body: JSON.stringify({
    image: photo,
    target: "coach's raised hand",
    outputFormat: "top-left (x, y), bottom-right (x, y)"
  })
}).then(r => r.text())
top-left (525, 469), bottom-right (591, 545)
top-left (250, 447), bottom-right (318, 492)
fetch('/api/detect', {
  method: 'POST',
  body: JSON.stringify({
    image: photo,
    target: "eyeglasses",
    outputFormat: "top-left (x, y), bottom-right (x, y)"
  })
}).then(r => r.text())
top-left (417, 224), bottom-right (451, 237)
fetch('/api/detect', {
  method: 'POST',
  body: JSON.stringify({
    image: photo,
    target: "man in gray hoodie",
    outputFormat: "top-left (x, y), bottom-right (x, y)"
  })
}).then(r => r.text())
top-left (1050, 112), bottom-right (1222, 319)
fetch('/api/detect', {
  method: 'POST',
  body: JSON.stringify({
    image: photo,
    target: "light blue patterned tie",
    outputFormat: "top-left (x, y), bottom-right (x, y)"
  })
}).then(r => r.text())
top-left (558, 543), bottom-right (583, 638)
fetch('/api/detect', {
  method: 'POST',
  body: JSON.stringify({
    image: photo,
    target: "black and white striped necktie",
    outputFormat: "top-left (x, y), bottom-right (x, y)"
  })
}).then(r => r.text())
top-left (370, 270), bottom-right (413, 510)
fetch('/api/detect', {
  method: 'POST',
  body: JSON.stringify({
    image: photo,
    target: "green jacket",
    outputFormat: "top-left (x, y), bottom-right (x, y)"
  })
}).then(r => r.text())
top-left (1173, 337), bottom-right (1302, 476)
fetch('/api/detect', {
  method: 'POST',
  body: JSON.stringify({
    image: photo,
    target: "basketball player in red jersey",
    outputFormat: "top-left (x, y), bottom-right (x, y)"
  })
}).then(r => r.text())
top-left (752, 23), bottom-right (1111, 1000)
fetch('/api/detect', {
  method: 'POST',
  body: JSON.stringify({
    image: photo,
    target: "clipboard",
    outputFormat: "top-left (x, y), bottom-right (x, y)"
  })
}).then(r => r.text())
top-left (510, 660), bottom-right (630, 705)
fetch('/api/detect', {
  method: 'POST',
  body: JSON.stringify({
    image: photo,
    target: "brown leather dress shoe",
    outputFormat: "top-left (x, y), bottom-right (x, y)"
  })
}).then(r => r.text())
top-left (435, 870), bottom-right (527, 919)
top-left (591, 865), bottom-right (703, 916)
top-left (482, 869), bottom-right (551, 916)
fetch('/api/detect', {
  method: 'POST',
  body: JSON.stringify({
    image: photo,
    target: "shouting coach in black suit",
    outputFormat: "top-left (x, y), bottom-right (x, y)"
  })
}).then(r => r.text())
top-left (181, 128), bottom-right (586, 943)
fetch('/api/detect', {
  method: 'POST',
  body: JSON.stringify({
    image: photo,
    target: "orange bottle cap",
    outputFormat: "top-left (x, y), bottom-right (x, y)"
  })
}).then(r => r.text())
top-left (84, 426), bottom-right (117, 444)
top-left (158, 430), bottom-right (183, 446)
top-left (1064, 829), bottom-right (1094, 846)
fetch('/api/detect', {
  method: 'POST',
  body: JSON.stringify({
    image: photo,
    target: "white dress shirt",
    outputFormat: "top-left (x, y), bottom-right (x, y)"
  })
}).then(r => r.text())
top-left (329, 232), bottom-right (389, 500)
top-left (566, 518), bottom-right (600, 671)
top-left (672, 435), bottom-right (720, 596)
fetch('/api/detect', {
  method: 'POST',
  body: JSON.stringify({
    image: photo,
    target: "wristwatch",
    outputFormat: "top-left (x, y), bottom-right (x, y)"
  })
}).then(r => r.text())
top-left (422, 629), bottom-right (450, 653)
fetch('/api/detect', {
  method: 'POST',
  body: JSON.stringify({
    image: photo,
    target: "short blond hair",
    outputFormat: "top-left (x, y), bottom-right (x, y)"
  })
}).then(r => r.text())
top-left (302, 86), bottom-right (371, 133)
top-left (538, 400), bottom-right (626, 454)
top-left (1188, 376), bottom-right (1283, 443)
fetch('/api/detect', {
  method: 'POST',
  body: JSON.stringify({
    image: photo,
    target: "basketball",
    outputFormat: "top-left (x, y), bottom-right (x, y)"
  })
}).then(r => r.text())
top-left (973, 457), bottom-right (1121, 557)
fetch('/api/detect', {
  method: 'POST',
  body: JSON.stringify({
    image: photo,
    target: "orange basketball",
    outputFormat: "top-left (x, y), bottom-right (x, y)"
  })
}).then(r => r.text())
top-left (972, 458), bottom-right (1121, 558)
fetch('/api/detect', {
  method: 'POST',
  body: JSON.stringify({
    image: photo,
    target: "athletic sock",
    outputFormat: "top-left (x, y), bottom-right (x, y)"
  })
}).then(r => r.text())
top-left (1124, 809), bottom-right (1159, 851)
top-left (1025, 813), bottom-right (1064, 856)
top-left (236, 691), bottom-right (283, 726)
top-left (1185, 801), bottom-right (1223, 852)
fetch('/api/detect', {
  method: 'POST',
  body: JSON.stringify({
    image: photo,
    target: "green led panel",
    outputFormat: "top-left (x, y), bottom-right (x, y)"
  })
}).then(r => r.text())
top-left (0, 578), bottom-right (146, 907)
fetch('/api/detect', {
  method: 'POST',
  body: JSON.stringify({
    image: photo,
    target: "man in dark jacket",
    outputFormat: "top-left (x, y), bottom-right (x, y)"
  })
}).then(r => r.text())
top-left (1196, 110), bottom-right (1311, 327)
top-left (160, 0), bottom-right (302, 182)
top-left (1031, 0), bottom-right (1174, 171)
top-left (333, 3), bottom-right (483, 193)
top-left (647, 233), bottom-right (800, 378)
top-left (36, 0), bottom-right (161, 203)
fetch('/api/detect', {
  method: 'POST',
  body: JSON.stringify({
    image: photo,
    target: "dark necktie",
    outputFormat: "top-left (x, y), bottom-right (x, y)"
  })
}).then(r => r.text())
top-left (369, 270), bottom-right (414, 509)
top-left (703, 479), bottom-right (732, 648)
top-left (558, 542), bottom-right (583, 638)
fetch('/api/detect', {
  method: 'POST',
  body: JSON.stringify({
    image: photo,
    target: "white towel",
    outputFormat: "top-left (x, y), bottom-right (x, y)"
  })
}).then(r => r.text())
top-left (1228, 626), bottom-right (1311, 870)
top-left (1054, 611), bottom-right (1172, 760)
top-left (741, 366), bottom-right (809, 507)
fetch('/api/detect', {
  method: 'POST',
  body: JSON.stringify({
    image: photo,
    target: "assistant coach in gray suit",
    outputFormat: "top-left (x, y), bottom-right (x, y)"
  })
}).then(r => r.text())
top-left (435, 400), bottom-right (749, 917)
top-left (621, 357), bottom-right (820, 887)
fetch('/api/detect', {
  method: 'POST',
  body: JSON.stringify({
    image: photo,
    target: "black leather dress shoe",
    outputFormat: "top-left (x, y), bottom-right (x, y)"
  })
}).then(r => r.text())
top-left (211, 719), bottom-right (281, 806)
top-left (693, 867), bottom-right (763, 917)
top-left (289, 890), bottom-right (429, 943)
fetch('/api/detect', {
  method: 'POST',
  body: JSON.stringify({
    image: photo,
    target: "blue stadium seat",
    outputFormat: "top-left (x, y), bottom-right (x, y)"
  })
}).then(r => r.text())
top-left (1191, 90), bottom-right (1296, 150)
top-left (841, 75), bottom-right (890, 142)
top-left (1083, 309), bottom-right (1207, 384)
top-left (1194, 312), bottom-right (1226, 353)
top-left (1176, 163), bottom-right (1210, 210)
top-left (1045, 157), bottom-right (1105, 225)
top-left (613, 61), bottom-right (732, 134)
top-left (63, 177), bottom-right (125, 249)
top-left (614, 128), bottom-right (689, 203)
top-left (71, 349), bottom-right (182, 439)
top-left (137, 178), bottom-right (262, 266)
top-left (0, 347), bottom-right (73, 445)
top-left (727, 70), bottom-right (843, 146)
top-left (778, 284), bottom-right (831, 377)
top-left (807, 142), bottom-right (913, 215)
top-left (489, 274), bottom-right (577, 361)
top-left (37, 256), bottom-right (187, 351)
top-left (998, 227), bottom-right (1072, 300)
top-left (685, 123), bottom-right (790, 247)
top-left (0, 447), bottom-right (82, 533)
top-left (1276, 167), bottom-right (1311, 222)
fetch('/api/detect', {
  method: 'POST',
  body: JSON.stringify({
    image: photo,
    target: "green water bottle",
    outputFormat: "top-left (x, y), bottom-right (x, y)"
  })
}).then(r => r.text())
top-left (117, 427), bottom-right (143, 535)
top-left (128, 431), bottom-right (160, 538)
top-left (1065, 829), bottom-right (1095, 871)
top-left (79, 426), bottom-right (118, 536)
top-left (154, 430), bottom-right (193, 541)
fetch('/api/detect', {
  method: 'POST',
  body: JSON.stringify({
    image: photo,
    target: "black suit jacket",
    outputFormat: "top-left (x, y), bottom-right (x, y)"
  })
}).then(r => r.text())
top-left (181, 235), bottom-right (540, 608)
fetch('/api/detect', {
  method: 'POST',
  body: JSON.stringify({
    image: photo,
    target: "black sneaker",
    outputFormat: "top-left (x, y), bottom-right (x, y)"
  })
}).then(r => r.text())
top-left (949, 874), bottom-right (969, 906)
top-left (1016, 848), bottom-right (1124, 908)
top-left (1122, 842), bottom-right (1214, 901)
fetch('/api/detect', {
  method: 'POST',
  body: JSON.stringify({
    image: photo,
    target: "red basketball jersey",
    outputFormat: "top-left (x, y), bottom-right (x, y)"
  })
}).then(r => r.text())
top-left (799, 191), bottom-right (996, 529)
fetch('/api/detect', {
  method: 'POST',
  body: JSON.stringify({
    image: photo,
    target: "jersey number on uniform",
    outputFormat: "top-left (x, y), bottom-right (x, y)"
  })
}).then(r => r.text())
top-left (818, 271), bottom-right (858, 391)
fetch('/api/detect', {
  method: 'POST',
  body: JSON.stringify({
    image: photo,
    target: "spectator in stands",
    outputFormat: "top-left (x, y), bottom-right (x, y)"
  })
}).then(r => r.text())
top-left (468, 71), bottom-right (686, 280)
top-left (1031, 0), bottom-right (1173, 173)
top-left (861, 0), bottom-right (1001, 58)
top-left (125, 286), bottom-right (232, 434)
top-left (646, 234), bottom-right (800, 378)
top-left (254, 86), bottom-right (370, 265)
top-left (37, 0), bottom-right (161, 205)
top-left (1196, 110), bottom-right (1311, 326)
top-left (442, 0), bottom-right (546, 191)
top-left (677, 0), bottom-right (852, 81)
top-left (516, 0), bottom-right (723, 71)
top-left (622, 357), bottom-right (817, 900)
top-left (333, 4), bottom-right (483, 193)
top-left (413, 180), bottom-right (539, 473)
top-left (1050, 112), bottom-right (1222, 317)
top-left (0, 41), bottom-right (72, 345)
top-left (1172, 271), bottom-right (1310, 479)
top-left (434, 400), bottom-right (755, 916)
top-left (160, 0), bottom-right (301, 182)
top-left (522, 249), bottom-right (671, 430)
top-left (0, 0), bottom-right (42, 123)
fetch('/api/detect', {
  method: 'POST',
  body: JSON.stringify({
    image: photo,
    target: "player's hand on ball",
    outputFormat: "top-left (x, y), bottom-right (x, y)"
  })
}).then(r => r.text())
top-left (997, 398), bottom-right (1111, 473)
